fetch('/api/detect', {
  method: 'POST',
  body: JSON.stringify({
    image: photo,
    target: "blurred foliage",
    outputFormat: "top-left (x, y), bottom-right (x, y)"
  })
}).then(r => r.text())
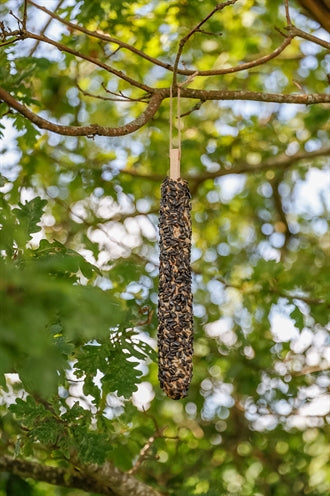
top-left (0, 0), bottom-right (329, 495)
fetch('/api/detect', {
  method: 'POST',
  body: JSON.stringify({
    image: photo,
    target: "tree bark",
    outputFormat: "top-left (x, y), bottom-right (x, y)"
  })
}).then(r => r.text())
top-left (297, 0), bottom-right (330, 32)
top-left (0, 456), bottom-right (162, 496)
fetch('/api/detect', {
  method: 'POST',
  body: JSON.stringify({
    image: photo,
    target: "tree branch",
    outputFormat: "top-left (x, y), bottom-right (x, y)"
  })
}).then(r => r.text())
top-left (284, 0), bottom-right (293, 27)
top-left (178, 87), bottom-right (330, 104)
top-left (22, 0), bottom-right (28, 30)
top-left (27, 0), bottom-right (174, 74)
top-left (172, 0), bottom-right (238, 85)
top-left (1, 83), bottom-right (329, 138)
top-left (286, 25), bottom-right (330, 50)
top-left (128, 426), bottom-right (166, 475)
top-left (0, 87), bottom-right (163, 137)
top-left (28, 0), bottom-right (66, 56)
top-left (95, 146), bottom-right (330, 184)
top-left (75, 81), bottom-right (150, 103)
top-left (190, 35), bottom-right (294, 76)
top-left (0, 455), bottom-right (162, 496)
top-left (190, 146), bottom-right (330, 189)
top-left (213, 276), bottom-right (329, 307)
top-left (26, 0), bottom-right (328, 77)
top-left (293, 364), bottom-right (330, 376)
top-left (24, 30), bottom-right (152, 92)
top-left (271, 174), bottom-right (292, 259)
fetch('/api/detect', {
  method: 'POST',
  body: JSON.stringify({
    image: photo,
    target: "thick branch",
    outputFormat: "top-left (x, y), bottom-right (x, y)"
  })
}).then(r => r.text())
top-left (0, 87), bottom-right (163, 136)
top-left (0, 455), bottom-right (161, 496)
top-left (178, 88), bottom-right (330, 104)
top-left (1, 84), bottom-right (329, 137)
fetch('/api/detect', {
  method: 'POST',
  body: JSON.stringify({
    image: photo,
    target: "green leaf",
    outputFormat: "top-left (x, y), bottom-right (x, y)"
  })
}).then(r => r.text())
top-left (290, 306), bottom-right (304, 331)
top-left (9, 396), bottom-right (49, 426)
top-left (16, 120), bottom-right (40, 149)
top-left (30, 417), bottom-right (63, 445)
top-left (102, 351), bottom-right (143, 399)
top-left (13, 197), bottom-right (47, 240)
top-left (33, 239), bottom-right (101, 279)
top-left (72, 427), bottom-right (111, 465)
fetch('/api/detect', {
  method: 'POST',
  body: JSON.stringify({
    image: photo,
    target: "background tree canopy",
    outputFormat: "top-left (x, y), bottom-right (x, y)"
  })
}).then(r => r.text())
top-left (0, 0), bottom-right (329, 495)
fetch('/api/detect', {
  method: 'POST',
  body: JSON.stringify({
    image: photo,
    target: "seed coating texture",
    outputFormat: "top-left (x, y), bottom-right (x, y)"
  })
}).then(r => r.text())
top-left (158, 176), bottom-right (193, 399)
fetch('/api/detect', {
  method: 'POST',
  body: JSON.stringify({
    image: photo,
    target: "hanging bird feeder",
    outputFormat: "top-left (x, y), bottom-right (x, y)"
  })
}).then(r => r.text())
top-left (157, 86), bottom-right (194, 399)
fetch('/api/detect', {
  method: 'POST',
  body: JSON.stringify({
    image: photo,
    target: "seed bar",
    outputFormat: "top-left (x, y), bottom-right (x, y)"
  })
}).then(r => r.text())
top-left (158, 176), bottom-right (193, 399)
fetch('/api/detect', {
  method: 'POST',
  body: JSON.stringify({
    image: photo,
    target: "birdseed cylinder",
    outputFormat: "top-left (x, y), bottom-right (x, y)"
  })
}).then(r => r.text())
top-left (158, 176), bottom-right (193, 399)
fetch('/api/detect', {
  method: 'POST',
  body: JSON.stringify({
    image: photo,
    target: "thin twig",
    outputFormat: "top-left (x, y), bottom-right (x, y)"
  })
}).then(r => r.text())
top-left (9, 10), bottom-right (23, 26)
top-left (293, 365), bottom-right (330, 376)
top-left (292, 80), bottom-right (306, 92)
top-left (177, 71), bottom-right (199, 89)
top-left (106, 45), bottom-right (122, 59)
top-left (271, 174), bottom-right (292, 260)
top-left (0, 37), bottom-right (23, 47)
top-left (22, 0), bottom-right (28, 30)
top-left (200, 36), bottom-right (293, 76)
top-left (284, 0), bottom-right (292, 26)
top-left (76, 82), bottom-right (150, 103)
top-left (180, 100), bottom-right (204, 117)
top-left (196, 29), bottom-right (222, 37)
top-left (171, 35), bottom-right (294, 78)
top-left (135, 306), bottom-right (154, 326)
top-left (286, 25), bottom-right (330, 50)
top-left (172, 0), bottom-right (238, 86)
top-left (128, 426), bottom-right (167, 475)
top-left (77, 85), bottom-right (128, 102)
top-left (29, 0), bottom-right (65, 56)
top-left (101, 83), bottom-right (151, 102)
top-left (0, 24), bottom-right (22, 40)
